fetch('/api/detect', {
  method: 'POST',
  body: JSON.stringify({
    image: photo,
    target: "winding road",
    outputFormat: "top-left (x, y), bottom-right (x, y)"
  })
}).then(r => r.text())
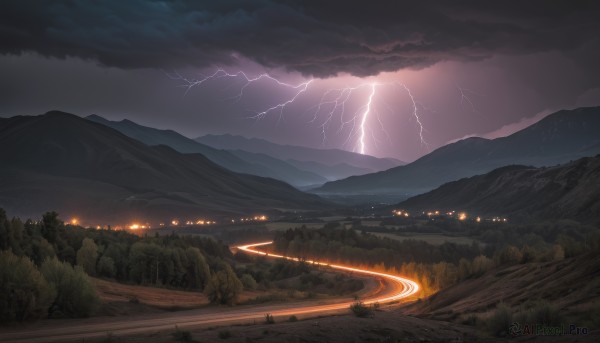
top-left (0, 241), bottom-right (419, 343)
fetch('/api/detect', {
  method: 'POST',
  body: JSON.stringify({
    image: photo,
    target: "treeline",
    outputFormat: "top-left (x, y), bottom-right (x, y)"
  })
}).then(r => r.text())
top-left (270, 224), bottom-right (593, 296)
top-left (0, 209), bottom-right (245, 322)
top-left (468, 219), bottom-right (600, 258)
top-left (273, 224), bottom-right (481, 266)
top-left (271, 226), bottom-right (482, 295)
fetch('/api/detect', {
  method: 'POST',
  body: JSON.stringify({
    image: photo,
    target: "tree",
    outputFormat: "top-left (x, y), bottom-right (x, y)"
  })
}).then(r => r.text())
top-left (97, 255), bottom-right (116, 278)
top-left (551, 244), bottom-right (565, 261)
top-left (31, 237), bottom-right (56, 266)
top-left (471, 255), bottom-right (494, 276)
top-left (76, 238), bottom-right (98, 276)
top-left (0, 208), bottom-right (9, 250)
top-left (184, 247), bottom-right (210, 290)
top-left (497, 245), bottom-right (522, 265)
top-left (129, 242), bottom-right (162, 284)
top-left (204, 264), bottom-right (243, 305)
top-left (41, 258), bottom-right (98, 317)
top-left (103, 243), bottom-right (127, 279)
top-left (240, 273), bottom-right (257, 290)
top-left (0, 250), bottom-right (55, 322)
top-left (9, 217), bottom-right (24, 255)
top-left (40, 211), bottom-right (61, 244)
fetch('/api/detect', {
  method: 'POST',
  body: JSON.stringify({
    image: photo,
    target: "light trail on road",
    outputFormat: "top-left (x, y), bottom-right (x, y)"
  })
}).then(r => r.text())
top-left (237, 241), bottom-right (419, 304)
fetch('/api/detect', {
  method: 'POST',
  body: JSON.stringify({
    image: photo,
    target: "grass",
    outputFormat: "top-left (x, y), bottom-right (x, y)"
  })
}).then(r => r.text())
top-left (93, 278), bottom-right (209, 309)
top-left (487, 302), bottom-right (513, 337)
top-left (515, 300), bottom-right (564, 326)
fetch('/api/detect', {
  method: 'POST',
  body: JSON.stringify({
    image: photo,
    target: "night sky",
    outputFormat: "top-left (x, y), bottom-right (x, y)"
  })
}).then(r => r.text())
top-left (1, 1), bottom-right (599, 162)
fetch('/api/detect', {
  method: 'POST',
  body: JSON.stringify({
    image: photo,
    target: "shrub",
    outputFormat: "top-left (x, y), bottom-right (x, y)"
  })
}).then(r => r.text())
top-left (173, 326), bottom-right (193, 342)
top-left (0, 250), bottom-right (55, 321)
top-left (41, 258), bottom-right (99, 317)
top-left (76, 238), bottom-right (98, 276)
top-left (240, 273), bottom-right (257, 290)
top-left (516, 300), bottom-right (564, 326)
top-left (350, 301), bottom-right (372, 318)
top-left (204, 264), bottom-right (243, 305)
top-left (218, 330), bottom-right (232, 339)
top-left (488, 302), bottom-right (513, 337)
top-left (498, 246), bottom-right (522, 265)
top-left (288, 315), bottom-right (298, 322)
top-left (265, 313), bottom-right (275, 324)
top-left (97, 255), bottom-right (116, 278)
top-left (462, 313), bottom-right (478, 326)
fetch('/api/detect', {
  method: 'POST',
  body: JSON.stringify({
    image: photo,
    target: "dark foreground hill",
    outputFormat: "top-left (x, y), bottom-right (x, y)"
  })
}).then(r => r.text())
top-left (401, 252), bottom-right (599, 341)
top-left (0, 111), bottom-right (331, 224)
top-left (398, 155), bottom-right (600, 223)
top-left (317, 107), bottom-right (600, 195)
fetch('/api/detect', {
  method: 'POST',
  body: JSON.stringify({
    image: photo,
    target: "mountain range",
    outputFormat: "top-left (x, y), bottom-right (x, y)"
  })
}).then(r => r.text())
top-left (86, 115), bottom-right (327, 187)
top-left (397, 155), bottom-right (600, 223)
top-left (316, 107), bottom-right (600, 196)
top-left (195, 134), bottom-right (404, 180)
top-left (0, 111), bottom-right (331, 225)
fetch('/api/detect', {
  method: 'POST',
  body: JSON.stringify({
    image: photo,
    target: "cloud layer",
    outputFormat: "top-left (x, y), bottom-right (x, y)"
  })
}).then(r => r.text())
top-left (1, 1), bottom-right (599, 77)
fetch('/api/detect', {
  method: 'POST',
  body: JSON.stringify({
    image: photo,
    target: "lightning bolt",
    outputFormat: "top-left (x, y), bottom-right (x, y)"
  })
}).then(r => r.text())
top-left (456, 83), bottom-right (480, 114)
top-left (168, 69), bottom-right (432, 155)
top-left (249, 79), bottom-right (313, 121)
top-left (166, 69), bottom-right (313, 120)
top-left (359, 84), bottom-right (377, 154)
top-left (398, 83), bottom-right (428, 149)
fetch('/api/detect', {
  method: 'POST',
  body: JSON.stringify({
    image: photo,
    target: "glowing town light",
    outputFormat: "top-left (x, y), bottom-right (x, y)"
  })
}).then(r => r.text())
top-left (476, 216), bottom-right (481, 223)
top-left (171, 220), bottom-right (179, 226)
top-left (458, 212), bottom-right (467, 221)
top-left (70, 218), bottom-right (79, 225)
top-left (129, 224), bottom-right (140, 230)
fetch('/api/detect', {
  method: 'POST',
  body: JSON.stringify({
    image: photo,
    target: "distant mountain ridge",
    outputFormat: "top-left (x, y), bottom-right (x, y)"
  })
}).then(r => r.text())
top-left (316, 107), bottom-right (600, 195)
top-left (397, 155), bottom-right (600, 223)
top-left (0, 111), bottom-right (331, 224)
top-left (195, 134), bottom-right (404, 179)
top-left (86, 115), bottom-right (327, 187)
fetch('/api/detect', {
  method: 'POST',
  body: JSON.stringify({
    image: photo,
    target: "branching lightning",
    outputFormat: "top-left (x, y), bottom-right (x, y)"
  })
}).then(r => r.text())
top-left (397, 83), bottom-right (429, 149)
top-left (456, 83), bottom-right (480, 114)
top-left (166, 69), bottom-right (313, 120)
top-left (358, 84), bottom-right (376, 154)
top-left (168, 69), bottom-right (434, 156)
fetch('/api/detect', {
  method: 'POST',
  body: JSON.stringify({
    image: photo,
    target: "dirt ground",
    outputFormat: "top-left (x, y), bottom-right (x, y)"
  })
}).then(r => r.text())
top-left (87, 308), bottom-right (486, 343)
top-left (94, 278), bottom-right (264, 315)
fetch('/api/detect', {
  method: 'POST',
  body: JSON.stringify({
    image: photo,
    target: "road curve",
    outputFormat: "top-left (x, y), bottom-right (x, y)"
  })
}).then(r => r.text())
top-left (0, 241), bottom-right (419, 343)
top-left (237, 241), bottom-right (419, 305)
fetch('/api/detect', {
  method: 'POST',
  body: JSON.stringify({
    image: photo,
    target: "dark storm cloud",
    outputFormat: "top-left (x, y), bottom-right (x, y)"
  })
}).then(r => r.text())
top-left (0, 0), bottom-right (599, 77)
